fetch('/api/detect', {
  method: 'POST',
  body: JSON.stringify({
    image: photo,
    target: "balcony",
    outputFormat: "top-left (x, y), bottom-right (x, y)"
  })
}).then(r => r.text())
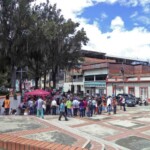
top-left (82, 63), bottom-right (108, 70)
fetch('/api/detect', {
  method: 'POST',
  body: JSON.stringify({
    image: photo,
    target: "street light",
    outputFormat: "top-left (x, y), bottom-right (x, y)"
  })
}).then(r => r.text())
top-left (120, 67), bottom-right (125, 93)
top-left (16, 66), bottom-right (28, 98)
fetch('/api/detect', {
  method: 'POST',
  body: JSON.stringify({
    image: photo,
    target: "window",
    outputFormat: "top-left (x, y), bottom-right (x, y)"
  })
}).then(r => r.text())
top-left (140, 87), bottom-right (148, 100)
top-left (85, 75), bottom-right (94, 81)
top-left (95, 75), bottom-right (107, 81)
top-left (129, 87), bottom-right (135, 95)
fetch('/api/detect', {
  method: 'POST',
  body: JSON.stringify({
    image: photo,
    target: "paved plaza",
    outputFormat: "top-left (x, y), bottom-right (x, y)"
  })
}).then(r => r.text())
top-left (0, 105), bottom-right (150, 150)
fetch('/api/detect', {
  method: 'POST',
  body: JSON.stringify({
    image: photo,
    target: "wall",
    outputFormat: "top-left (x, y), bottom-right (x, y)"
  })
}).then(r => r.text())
top-left (84, 68), bottom-right (108, 76)
top-left (109, 64), bottom-right (134, 75)
top-left (83, 57), bottom-right (115, 65)
top-left (63, 82), bottom-right (84, 93)
top-left (107, 82), bottom-right (150, 100)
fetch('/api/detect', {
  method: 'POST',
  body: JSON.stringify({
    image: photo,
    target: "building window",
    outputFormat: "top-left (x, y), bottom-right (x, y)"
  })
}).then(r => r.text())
top-left (140, 87), bottom-right (148, 100)
top-left (85, 75), bottom-right (94, 81)
top-left (95, 75), bottom-right (107, 81)
top-left (129, 87), bottom-right (135, 95)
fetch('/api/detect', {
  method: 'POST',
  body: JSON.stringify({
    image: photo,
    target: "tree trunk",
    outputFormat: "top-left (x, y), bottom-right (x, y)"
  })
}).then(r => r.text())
top-left (35, 77), bottom-right (39, 89)
top-left (11, 66), bottom-right (16, 91)
top-left (52, 71), bottom-right (56, 89)
top-left (43, 71), bottom-right (46, 90)
top-left (49, 70), bottom-right (51, 88)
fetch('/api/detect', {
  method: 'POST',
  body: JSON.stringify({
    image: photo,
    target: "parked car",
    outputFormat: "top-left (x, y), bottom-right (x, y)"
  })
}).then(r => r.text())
top-left (125, 96), bottom-right (136, 107)
top-left (116, 93), bottom-right (136, 107)
top-left (116, 93), bottom-right (128, 103)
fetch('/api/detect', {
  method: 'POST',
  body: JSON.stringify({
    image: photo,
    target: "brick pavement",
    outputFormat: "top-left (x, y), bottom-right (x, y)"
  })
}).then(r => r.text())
top-left (0, 105), bottom-right (150, 150)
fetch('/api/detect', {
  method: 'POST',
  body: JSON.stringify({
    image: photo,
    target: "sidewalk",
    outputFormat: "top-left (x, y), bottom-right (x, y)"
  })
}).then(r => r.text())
top-left (0, 105), bottom-right (150, 150)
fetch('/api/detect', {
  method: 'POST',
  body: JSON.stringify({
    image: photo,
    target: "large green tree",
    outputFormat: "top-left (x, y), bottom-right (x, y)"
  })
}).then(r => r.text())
top-left (0, 0), bottom-right (32, 89)
top-left (35, 2), bottom-right (89, 88)
top-left (0, 0), bottom-right (89, 90)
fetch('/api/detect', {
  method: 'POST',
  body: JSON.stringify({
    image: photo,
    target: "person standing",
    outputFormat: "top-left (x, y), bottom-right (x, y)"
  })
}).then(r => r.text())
top-left (4, 95), bottom-right (10, 115)
top-left (112, 97), bottom-right (117, 114)
top-left (51, 99), bottom-right (57, 115)
top-left (66, 98), bottom-right (72, 117)
top-left (83, 98), bottom-right (87, 116)
top-left (72, 98), bottom-right (79, 116)
top-left (58, 99), bottom-right (68, 121)
top-left (97, 98), bottom-right (102, 114)
top-left (122, 96), bottom-right (126, 111)
top-left (28, 98), bottom-right (34, 115)
top-left (92, 97), bottom-right (97, 115)
top-left (107, 96), bottom-right (112, 115)
top-left (87, 99), bottom-right (93, 117)
top-left (79, 100), bottom-right (84, 117)
top-left (46, 98), bottom-right (51, 115)
top-left (36, 96), bottom-right (44, 119)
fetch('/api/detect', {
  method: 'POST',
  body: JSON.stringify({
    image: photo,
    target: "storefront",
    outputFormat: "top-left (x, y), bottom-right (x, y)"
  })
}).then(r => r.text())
top-left (84, 81), bottom-right (106, 96)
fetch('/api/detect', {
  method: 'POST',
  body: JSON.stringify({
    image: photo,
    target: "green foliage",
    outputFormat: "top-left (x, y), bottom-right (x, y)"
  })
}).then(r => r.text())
top-left (0, 0), bottom-right (89, 89)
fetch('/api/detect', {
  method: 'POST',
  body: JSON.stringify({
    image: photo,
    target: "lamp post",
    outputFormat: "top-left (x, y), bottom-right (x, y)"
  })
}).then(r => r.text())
top-left (16, 66), bottom-right (28, 98)
top-left (120, 67), bottom-right (125, 93)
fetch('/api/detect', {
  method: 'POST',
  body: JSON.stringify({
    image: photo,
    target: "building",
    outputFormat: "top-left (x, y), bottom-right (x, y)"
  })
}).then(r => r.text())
top-left (107, 63), bottom-right (150, 101)
top-left (63, 50), bottom-right (150, 101)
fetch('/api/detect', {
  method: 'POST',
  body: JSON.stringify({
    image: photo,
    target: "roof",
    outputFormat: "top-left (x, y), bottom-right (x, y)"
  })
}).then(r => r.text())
top-left (80, 49), bottom-right (106, 58)
top-left (80, 49), bottom-right (148, 65)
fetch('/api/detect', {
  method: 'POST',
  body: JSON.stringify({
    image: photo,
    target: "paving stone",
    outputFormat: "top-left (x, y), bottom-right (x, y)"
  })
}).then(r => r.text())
top-left (113, 114), bottom-right (129, 117)
top-left (135, 118), bottom-right (150, 122)
top-left (142, 130), bottom-right (150, 136)
top-left (108, 120), bottom-right (144, 129)
top-left (24, 131), bottom-right (77, 146)
top-left (76, 124), bottom-right (120, 138)
top-left (115, 136), bottom-right (150, 150)
top-left (0, 116), bottom-right (46, 133)
top-left (85, 115), bottom-right (111, 121)
top-left (46, 118), bottom-right (86, 126)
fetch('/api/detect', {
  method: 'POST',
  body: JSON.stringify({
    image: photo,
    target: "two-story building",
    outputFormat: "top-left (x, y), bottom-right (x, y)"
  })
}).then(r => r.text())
top-left (62, 50), bottom-right (150, 100)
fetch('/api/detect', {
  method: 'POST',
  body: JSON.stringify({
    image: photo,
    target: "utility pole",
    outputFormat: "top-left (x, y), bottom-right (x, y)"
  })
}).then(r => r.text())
top-left (121, 62), bottom-right (125, 93)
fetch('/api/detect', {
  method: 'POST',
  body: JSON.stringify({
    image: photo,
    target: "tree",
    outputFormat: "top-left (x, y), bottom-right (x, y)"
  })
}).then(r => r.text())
top-left (0, 0), bottom-right (89, 90)
top-left (0, 0), bottom-right (32, 90)
top-left (39, 2), bottom-right (89, 88)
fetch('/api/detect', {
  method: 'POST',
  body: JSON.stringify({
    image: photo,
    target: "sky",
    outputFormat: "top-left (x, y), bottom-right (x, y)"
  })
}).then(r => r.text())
top-left (37, 0), bottom-right (150, 61)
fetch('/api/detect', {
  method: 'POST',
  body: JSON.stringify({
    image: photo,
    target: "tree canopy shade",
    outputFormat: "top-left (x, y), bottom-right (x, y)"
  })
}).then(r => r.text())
top-left (0, 0), bottom-right (89, 89)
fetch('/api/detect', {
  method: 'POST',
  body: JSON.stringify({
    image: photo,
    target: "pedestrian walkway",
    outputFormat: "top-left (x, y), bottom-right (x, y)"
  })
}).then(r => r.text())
top-left (0, 105), bottom-right (150, 150)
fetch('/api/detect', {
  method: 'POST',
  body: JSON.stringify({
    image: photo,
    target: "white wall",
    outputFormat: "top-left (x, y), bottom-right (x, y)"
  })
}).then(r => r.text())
top-left (84, 68), bottom-right (108, 76)
top-left (63, 82), bottom-right (84, 93)
top-left (107, 82), bottom-right (150, 99)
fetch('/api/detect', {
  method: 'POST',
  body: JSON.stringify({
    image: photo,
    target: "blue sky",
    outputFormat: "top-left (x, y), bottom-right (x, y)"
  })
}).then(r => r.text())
top-left (37, 0), bottom-right (150, 60)
top-left (80, 2), bottom-right (150, 32)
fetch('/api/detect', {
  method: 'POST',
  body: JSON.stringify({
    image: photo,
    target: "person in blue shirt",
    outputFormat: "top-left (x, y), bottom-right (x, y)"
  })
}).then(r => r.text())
top-left (59, 99), bottom-right (68, 121)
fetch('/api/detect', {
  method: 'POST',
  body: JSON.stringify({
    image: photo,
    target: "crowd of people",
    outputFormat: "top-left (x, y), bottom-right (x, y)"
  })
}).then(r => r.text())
top-left (17, 90), bottom-right (127, 120)
top-left (1, 90), bottom-right (127, 121)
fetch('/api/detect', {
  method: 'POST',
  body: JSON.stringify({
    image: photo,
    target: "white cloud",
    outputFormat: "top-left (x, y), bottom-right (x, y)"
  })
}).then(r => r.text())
top-left (130, 11), bottom-right (138, 18)
top-left (100, 12), bottom-right (108, 20)
top-left (110, 16), bottom-right (124, 31)
top-left (137, 16), bottom-right (150, 25)
top-left (36, 0), bottom-right (150, 60)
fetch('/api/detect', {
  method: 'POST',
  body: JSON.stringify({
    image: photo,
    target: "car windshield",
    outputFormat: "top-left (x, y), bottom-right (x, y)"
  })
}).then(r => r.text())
top-left (125, 97), bottom-right (135, 101)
